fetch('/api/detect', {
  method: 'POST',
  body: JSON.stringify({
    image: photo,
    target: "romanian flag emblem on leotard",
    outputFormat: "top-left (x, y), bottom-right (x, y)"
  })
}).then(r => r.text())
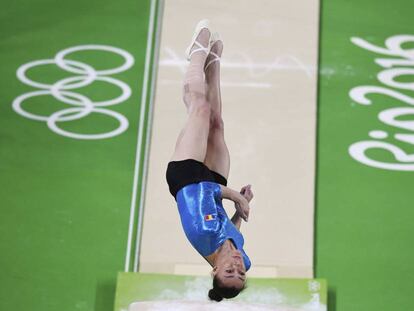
top-left (205, 214), bottom-right (214, 221)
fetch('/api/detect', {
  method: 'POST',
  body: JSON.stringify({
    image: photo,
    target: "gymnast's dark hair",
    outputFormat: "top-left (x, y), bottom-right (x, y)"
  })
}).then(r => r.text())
top-left (208, 275), bottom-right (246, 302)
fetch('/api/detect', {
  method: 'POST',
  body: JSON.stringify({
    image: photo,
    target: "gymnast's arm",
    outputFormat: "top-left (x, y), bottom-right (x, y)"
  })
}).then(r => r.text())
top-left (231, 211), bottom-right (243, 230)
top-left (220, 185), bottom-right (251, 222)
top-left (231, 185), bottom-right (254, 230)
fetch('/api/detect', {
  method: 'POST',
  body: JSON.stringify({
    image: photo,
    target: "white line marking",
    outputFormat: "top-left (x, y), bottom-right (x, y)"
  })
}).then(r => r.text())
top-left (160, 79), bottom-right (272, 88)
top-left (132, 0), bottom-right (163, 272)
top-left (124, 0), bottom-right (157, 272)
top-left (160, 47), bottom-right (315, 78)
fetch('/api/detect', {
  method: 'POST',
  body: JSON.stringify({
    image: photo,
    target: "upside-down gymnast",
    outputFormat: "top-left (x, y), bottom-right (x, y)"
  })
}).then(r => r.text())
top-left (166, 20), bottom-right (254, 302)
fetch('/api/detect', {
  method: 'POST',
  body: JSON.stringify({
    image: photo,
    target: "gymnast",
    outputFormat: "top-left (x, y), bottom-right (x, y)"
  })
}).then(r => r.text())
top-left (166, 20), bottom-right (253, 302)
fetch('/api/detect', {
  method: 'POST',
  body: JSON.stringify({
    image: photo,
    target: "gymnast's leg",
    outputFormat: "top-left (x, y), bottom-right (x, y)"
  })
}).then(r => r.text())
top-left (203, 39), bottom-right (230, 179)
top-left (171, 28), bottom-right (211, 162)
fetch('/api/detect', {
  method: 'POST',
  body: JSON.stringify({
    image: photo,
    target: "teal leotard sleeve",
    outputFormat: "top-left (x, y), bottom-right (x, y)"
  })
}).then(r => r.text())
top-left (176, 181), bottom-right (251, 271)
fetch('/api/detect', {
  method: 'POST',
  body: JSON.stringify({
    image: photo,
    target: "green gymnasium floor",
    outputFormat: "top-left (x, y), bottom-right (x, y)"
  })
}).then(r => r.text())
top-left (0, 0), bottom-right (155, 310)
top-left (0, 0), bottom-right (413, 310)
top-left (316, 0), bottom-right (414, 309)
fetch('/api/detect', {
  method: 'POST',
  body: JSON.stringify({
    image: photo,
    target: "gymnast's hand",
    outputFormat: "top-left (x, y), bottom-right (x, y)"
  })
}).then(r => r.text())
top-left (240, 184), bottom-right (254, 203)
top-left (233, 192), bottom-right (250, 222)
top-left (234, 185), bottom-right (253, 222)
top-left (220, 185), bottom-right (250, 222)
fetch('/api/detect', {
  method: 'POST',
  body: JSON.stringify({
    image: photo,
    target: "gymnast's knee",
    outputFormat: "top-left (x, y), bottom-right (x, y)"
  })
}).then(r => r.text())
top-left (183, 82), bottom-right (206, 103)
top-left (209, 112), bottom-right (224, 131)
top-left (189, 99), bottom-right (211, 117)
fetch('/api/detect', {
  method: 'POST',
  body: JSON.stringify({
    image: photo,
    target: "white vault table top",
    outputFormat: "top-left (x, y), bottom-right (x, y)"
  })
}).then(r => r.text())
top-left (140, 0), bottom-right (319, 278)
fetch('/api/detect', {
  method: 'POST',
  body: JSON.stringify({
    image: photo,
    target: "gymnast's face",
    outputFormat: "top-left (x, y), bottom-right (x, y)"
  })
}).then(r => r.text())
top-left (212, 250), bottom-right (246, 288)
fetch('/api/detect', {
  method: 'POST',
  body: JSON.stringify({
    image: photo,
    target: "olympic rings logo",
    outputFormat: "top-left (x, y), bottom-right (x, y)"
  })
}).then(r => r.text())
top-left (13, 45), bottom-right (134, 140)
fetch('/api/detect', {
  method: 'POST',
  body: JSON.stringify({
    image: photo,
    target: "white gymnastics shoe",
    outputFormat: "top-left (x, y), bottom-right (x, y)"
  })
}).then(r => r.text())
top-left (185, 19), bottom-right (211, 60)
top-left (205, 32), bottom-right (222, 70)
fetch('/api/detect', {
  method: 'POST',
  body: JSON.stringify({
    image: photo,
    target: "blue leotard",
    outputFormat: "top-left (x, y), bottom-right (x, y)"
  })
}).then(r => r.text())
top-left (176, 181), bottom-right (251, 271)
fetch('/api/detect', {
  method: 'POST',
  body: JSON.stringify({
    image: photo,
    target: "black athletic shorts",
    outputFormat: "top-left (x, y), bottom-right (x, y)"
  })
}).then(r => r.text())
top-left (166, 159), bottom-right (228, 199)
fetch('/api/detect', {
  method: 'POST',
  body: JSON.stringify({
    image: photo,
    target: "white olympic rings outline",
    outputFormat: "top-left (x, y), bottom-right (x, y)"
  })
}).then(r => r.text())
top-left (12, 44), bottom-right (135, 139)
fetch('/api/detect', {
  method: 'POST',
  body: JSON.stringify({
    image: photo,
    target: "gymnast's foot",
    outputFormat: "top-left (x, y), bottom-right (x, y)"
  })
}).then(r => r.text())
top-left (205, 34), bottom-right (223, 72)
top-left (185, 19), bottom-right (211, 60)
